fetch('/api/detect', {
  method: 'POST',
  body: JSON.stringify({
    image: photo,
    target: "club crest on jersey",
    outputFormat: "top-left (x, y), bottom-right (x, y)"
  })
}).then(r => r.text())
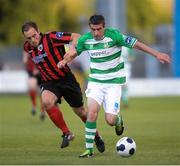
top-left (125, 36), bottom-right (133, 44)
top-left (56, 32), bottom-right (63, 38)
top-left (104, 43), bottom-right (109, 48)
top-left (89, 44), bottom-right (94, 49)
top-left (38, 44), bottom-right (43, 51)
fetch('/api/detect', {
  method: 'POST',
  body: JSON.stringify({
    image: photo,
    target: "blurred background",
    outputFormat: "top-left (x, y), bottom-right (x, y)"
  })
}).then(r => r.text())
top-left (0, 0), bottom-right (179, 96)
top-left (1, 1), bottom-right (180, 165)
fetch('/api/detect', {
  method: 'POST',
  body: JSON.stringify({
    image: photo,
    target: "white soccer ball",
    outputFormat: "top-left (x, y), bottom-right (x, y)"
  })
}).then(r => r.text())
top-left (116, 137), bottom-right (136, 157)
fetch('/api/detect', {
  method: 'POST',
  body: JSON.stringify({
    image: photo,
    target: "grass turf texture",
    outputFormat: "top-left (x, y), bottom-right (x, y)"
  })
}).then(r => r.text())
top-left (0, 95), bottom-right (180, 165)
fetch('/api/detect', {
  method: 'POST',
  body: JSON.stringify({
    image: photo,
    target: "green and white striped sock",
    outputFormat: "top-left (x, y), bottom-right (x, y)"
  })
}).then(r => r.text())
top-left (85, 121), bottom-right (96, 152)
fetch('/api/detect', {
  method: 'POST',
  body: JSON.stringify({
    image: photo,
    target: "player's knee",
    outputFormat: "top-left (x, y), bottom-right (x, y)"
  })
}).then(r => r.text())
top-left (105, 116), bottom-right (116, 126)
top-left (42, 99), bottom-right (54, 110)
top-left (73, 106), bottom-right (86, 117)
top-left (87, 111), bottom-right (97, 121)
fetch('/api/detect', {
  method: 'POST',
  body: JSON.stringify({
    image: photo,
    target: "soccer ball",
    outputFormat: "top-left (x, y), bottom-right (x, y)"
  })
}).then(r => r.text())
top-left (116, 137), bottom-right (136, 157)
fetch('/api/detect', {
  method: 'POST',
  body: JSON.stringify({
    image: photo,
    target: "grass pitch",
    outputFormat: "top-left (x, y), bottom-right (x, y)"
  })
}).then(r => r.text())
top-left (0, 94), bottom-right (180, 165)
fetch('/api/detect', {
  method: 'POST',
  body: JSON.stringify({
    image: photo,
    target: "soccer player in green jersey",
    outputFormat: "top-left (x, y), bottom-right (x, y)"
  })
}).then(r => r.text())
top-left (58, 14), bottom-right (171, 158)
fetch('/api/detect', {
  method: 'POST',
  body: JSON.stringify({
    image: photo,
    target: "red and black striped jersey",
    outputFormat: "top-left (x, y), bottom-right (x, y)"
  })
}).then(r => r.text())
top-left (25, 56), bottom-right (36, 72)
top-left (24, 31), bottom-right (72, 82)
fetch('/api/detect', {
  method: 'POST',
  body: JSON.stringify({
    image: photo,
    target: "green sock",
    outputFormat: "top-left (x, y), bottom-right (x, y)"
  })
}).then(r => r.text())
top-left (85, 121), bottom-right (96, 152)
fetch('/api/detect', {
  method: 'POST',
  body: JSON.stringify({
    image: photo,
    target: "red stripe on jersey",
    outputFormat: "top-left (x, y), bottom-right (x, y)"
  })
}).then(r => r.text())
top-left (50, 32), bottom-right (71, 47)
top-left (31, 45), bottom-right (56, 81)
top-left (43, 61), bottom-right (59, 79)
top-left (23, 31), bottom-right (73, 82)
top-left (43, 36), bottom-right (65, 77)
top-left (37, 65), bottom-right (51, 81)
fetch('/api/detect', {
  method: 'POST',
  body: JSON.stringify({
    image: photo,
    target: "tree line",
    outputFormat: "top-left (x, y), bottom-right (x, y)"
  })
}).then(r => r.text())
top-left (0, 0), bottom-right (172, 45)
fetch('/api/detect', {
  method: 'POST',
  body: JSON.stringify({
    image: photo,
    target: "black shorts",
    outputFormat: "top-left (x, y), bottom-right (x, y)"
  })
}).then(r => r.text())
top-left (40, 72), bottom-right (84, 108)
top-left (27, 71), bottom-right (42, 86)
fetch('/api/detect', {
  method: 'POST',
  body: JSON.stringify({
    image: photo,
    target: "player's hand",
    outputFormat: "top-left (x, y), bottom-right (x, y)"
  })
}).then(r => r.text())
top-left (156, 53), bottom-right (171, 64)
top-left (57, 46), bottom-right (77, 69)
top-left (57, 59), bottom-right (67, 69)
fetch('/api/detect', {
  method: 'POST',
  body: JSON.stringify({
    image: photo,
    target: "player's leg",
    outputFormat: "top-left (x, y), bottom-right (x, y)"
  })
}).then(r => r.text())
top-left (36, 74), bottom-right (46, 120)
top-left (41, 88), bottom-right (74, 148)
top-left (103, 84), bottom-right (124, 136)
top-left (72, 105), bottom-right (105, 153)
top-left (79, 82), bottom-right (104, 157)
top-left (39, 97), bottom-right (46, 120)
top-left (122, 64), bottom-right (131, 108)
top-left (121, 84), bottom-right (129, 108)
top-left (79, 97), bottom-right (100, 158)
top-left (63, 78), bottom-right (105, 154)
top-left (28, 76), bottom-right (38, 115)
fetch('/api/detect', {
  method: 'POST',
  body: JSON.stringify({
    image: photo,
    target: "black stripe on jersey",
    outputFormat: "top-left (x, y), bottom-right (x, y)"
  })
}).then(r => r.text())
top-left (56, 46), bottom-right (70, 72)
top-left (45, 34), bottom-right (63, 77)
top-left (38, 67), bottom-right (48, 81)
top-left (57, 45), bottom-right (66, 58)
top-left (38, 65), bottom-right (51, 81)
top-left (51, 38), bottom-right (70, 44)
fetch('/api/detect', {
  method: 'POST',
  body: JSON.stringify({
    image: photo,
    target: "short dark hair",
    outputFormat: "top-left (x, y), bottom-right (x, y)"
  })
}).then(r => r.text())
top-left (89, 14), bottom-right (105, 27)
top-left (21, 21), bottom-right (38, 34)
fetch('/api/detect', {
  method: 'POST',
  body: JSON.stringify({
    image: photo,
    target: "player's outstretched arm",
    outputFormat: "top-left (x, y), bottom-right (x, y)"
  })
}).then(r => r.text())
top-left (57, 33), bottom-right (80, 69)
top-left (133, 41), bottom-right (171, 64)
top-left (57, 49), bottom-right (77, 69)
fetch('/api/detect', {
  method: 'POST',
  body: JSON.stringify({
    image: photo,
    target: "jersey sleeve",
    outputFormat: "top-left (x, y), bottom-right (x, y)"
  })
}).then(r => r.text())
top-left (49, 31), bottom-right (72, 46)
top-left (121, 34), bottom-right (137, 48)
top-left (113, 29), bottom-right (137, 48)
top-left (23, 41), bottom-right (31, 52)
top-left (76, 36), bottom-right (86, 55)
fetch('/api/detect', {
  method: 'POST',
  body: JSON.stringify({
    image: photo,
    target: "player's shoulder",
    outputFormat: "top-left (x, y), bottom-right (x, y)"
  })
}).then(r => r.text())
top-left (23, 41), bottom-right (32, 51)
top-left (44, 31), bottom-right (55, 37)
top-left (24, 41), bottom-right (29, 48)
top-left (79, 32), bottom-right (92, 43)
top-left (45, 31), bottom-right (70, 39)
top-left (105, 27), bottom-right (122, 35)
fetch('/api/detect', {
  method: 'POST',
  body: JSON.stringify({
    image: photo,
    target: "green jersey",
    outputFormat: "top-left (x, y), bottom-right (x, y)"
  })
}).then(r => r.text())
top-left (76, 28), bottom-right (137, 84)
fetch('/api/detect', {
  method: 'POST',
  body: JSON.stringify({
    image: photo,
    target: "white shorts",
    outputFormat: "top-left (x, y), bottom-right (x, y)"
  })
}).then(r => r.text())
top-left (85, 82), bottom-right (122, 115)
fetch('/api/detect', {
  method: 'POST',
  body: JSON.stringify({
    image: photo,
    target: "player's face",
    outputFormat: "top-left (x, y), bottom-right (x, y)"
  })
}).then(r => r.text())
top-left (23, 27), bottom-right (41, 47)
top-left (89, 23), bottom-right (104, 41)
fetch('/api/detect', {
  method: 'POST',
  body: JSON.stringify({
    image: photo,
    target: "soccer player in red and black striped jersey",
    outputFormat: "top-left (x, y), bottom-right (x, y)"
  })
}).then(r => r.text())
top-left (21, 21), bottom-right (105, 152)
top-left (23, 50), bottom-right (46, 119)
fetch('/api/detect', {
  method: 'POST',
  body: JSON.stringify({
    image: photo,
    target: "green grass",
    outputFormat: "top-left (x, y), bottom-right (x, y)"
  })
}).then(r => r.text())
top-left (0, 94), bottom-right (180, 165)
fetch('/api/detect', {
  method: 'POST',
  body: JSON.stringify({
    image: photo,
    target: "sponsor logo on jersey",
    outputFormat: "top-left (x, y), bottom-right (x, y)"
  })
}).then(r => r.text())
top-left (56, 32), bottom-right (63, 38)
top-left (90, 50), bottom-right (110, 57)
top-left (104, 43), bottom-right (109, 48)
top-left (32, 53), bottom-right (47, 64)
top-left (90, 44), bottom-right (94, 49)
